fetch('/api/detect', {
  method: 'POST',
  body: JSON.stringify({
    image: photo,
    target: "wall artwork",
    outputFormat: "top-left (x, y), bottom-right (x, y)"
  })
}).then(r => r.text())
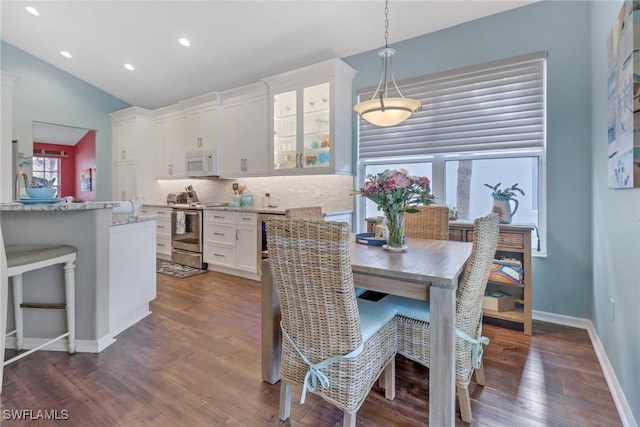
top-left (80, 168), bottom-right (92, 192)
top-left (607, 0), bottom-right (640, 188)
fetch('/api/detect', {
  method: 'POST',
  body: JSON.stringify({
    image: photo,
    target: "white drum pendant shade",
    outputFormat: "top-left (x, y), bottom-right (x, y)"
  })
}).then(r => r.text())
top-left (354, 97), bottom-right (421, 127)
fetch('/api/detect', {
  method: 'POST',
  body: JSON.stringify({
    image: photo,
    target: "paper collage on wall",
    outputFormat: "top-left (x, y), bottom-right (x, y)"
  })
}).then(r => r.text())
top-left (80, 169), bottom-right (92, 192)
top-left (608, 0), bottom-right (640, 188)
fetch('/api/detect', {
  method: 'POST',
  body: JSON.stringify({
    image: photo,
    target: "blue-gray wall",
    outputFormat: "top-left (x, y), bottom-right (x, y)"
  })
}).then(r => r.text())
top-left (346, 1), bottom-right (592, 317)
top-left (346, 1), bottom-right (637, 422)
top-left (591, 1), bottom-right (640, 423)
top-left (1, 41), bottom-right (130, 200)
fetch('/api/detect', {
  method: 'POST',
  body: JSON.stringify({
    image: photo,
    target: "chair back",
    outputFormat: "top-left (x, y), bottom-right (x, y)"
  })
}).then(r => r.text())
top-left (404, 205), bottom-right (449, 240)
top-left (284, 206), bottom-right (323, 220)
top-left (456, 214), bottom-right (500, 328)
top-left (265, 219), bottom-right (362, 361)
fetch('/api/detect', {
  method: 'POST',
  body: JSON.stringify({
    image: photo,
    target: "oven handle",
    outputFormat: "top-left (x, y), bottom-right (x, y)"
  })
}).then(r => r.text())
top-left (174, 210), bottom-right (200, 216)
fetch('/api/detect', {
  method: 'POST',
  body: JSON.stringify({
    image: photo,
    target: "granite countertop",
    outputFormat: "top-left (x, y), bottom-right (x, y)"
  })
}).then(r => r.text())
top-left (202, 206), bottom-right (353, 216)
top-left (204, 206), bottom-right (287, 215)
top-left (0, 201), bottom-right (119, 212)
top-left (141, 203), bottom-right (169, 209)
top-left (111, 214), bottom-right (158, 226)
top-left (142, 204), bottom-right (352, 216)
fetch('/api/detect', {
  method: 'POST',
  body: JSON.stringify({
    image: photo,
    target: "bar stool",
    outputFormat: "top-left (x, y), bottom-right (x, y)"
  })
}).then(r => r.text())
top-left (1, 242), bottom-right (77, 393)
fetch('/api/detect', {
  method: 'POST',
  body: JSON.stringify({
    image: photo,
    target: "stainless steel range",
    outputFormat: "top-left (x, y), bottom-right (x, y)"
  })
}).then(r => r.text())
top-left (171, 203), bottom-right (207, 269)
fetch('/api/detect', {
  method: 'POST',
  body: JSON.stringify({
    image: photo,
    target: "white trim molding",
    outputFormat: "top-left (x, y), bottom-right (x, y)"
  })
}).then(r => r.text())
top-left (4, 336), bottom-right (116, 354)
top-left (534, 310), bottom-right (638, 427)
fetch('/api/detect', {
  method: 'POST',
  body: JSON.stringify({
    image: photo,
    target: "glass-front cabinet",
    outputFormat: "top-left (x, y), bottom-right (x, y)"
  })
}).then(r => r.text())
top-left (263, 58), bottom-right (356, 175)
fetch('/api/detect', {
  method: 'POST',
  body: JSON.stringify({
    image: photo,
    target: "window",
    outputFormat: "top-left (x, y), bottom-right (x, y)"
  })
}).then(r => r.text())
top-left (362, 160), bottom-right (433, 219)
top-left (355, 52), bottom-right (547, 254)
top-left (32, 156), bottom-right (60, 197)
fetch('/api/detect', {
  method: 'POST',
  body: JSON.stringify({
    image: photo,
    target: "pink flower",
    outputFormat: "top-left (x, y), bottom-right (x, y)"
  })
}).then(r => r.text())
top-left (353, 169), bottom-right (436, 212)
top-left (384, 178), bottom-right (396, 190)
top-left (393, 172), bottom-right (410, 188)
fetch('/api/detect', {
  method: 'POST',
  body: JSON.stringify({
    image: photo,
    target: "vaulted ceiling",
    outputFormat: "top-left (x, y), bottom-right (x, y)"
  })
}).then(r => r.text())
top-left (1, 1), bottom-right (537, 110)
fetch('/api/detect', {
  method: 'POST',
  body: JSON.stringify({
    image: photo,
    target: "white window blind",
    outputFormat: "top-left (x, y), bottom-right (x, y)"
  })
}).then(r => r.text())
top-left (357, 51), bottom-right (546, 159)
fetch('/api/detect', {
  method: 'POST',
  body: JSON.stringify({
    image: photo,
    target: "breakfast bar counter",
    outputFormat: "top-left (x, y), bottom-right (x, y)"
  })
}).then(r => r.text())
top-left (0, 201), bottom-right (151, 353)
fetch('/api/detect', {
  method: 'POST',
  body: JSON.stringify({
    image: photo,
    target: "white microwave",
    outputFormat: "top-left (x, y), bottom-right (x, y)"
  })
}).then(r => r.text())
top-left (185, 150), bottom-right (218, 177)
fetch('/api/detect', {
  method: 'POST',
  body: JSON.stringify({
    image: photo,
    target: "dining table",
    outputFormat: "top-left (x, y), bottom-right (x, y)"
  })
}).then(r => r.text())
top-left (261, 235), bottom-right (473, 427)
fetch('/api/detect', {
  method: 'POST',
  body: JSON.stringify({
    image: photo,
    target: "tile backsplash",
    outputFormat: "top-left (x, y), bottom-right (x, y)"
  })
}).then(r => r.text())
top-left (147, 174), bottom-right (356, 213)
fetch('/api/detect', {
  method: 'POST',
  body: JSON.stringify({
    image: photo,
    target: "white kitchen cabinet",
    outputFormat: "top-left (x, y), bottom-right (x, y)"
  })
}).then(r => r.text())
top-left (111, 107), bottom-right (154, 162)
top-left (203, 210), bottom-right (258, 279)
top-left (262, 58), bottom-right (356, 176)
top-left (154, 106), bottom-right (186, 179)
top-left (324, 211), bottom-right (353, 228)
top-left (113, 160), bottom-right (136, 201)
top-left (219, 82), bottom-right (269, 178)
top-left (112, 118), bottom-right (136, 162)
top-left (110, 107), bottom-right (154, 200)
top-left (139, 206), bottom-right (172, 259)
top-left (180, 93), bottom-right (220, 152)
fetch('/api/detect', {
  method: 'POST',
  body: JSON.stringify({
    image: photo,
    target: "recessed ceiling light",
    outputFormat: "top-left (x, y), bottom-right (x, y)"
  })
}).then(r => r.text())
top-left (60, 51), bottom-right (72, 58)
top-left (178, 38), bottom-right (190, 47)
top-left (124, 64), bottom-right (135, 71)
top-left (25, 6), bottom-right (39, 16)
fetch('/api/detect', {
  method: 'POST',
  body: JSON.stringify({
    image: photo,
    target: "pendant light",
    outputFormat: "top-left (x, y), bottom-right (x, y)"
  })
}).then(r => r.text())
top-left (354, 0), bottom-right (421, 127)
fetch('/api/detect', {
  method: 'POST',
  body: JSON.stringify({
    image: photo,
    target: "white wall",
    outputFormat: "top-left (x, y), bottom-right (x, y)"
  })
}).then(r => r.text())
top-left (147, 174), bottom-right (354, 214)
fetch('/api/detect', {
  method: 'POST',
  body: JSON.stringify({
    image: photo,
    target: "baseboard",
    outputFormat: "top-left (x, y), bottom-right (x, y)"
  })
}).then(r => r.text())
top-left (110, 306), bottom-right (152, 338)
top-left (207, 265), bottom-right (260, 281)
top-left (532, 309), bottom-right (592, 329)
top-left (533, 310), bottom-right (638, 427)
top-left (4, 336), bottom-right (116, 354)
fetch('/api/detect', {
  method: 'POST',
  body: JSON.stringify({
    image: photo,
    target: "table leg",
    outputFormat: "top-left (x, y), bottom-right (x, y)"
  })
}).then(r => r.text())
top-left (429, 282), bottom-right (456, 427)
top-left (261, 259), bottom-right (280, 384)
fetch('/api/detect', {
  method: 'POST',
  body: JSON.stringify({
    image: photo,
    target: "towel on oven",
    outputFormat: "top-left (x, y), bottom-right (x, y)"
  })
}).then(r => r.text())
top-left (175, 211), bottom-right (186, 235)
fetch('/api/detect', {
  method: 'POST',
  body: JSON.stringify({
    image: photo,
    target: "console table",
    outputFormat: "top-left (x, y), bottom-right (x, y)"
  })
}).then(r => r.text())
top-left (365, 217), bottom-right (534, 335)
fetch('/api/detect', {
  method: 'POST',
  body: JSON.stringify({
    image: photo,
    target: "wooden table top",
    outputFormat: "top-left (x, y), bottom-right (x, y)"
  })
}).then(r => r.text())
top-left (349, 236), bottom-right (473, 288)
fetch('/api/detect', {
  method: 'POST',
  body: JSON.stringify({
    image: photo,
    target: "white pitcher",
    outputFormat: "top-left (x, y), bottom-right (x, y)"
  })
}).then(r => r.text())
top-left (491, 195), bottom-right (519, 224)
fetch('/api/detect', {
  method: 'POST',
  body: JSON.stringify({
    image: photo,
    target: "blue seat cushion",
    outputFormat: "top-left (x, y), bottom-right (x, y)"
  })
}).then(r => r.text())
top-left (343, 299), bottom-right (396, 359)
top-left (357, 299), bottom-right (397, 342)
top-left (354, 287), bottom-right (367, 297)
top-left (378, 294), bottom-right (431, 323)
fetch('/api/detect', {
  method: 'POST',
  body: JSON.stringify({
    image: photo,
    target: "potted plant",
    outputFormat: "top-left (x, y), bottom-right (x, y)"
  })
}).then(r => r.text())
top-left (484, 183), bottom-right (524, 224)
top-left (447, 205), bottom-right (459, 220)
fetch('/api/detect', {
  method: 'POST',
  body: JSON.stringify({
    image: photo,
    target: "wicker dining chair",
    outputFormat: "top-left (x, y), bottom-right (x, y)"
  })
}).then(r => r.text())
top-left (379, 213), bottom-right (500, 423)
top-left (284, 206), bottom-right (323, 220)
top-left (404, 205), bottom-right (450, 240)
top-left (266, 219), bottom-right (397, 427)
top-left (283, 206), bottom-right (366, 297)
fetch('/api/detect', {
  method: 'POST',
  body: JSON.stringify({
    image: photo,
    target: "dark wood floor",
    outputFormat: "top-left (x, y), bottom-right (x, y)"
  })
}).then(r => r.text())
top-left (1, 271), bottom-right (622, 426)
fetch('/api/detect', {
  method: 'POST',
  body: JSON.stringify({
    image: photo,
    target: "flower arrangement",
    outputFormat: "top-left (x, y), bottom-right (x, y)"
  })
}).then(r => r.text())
top-left (354, 169), bottom-right (435, 248)
top-left (355, 169), bottom-right (435, 213)
top-left (484, 182), bottom-right (525, 198)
